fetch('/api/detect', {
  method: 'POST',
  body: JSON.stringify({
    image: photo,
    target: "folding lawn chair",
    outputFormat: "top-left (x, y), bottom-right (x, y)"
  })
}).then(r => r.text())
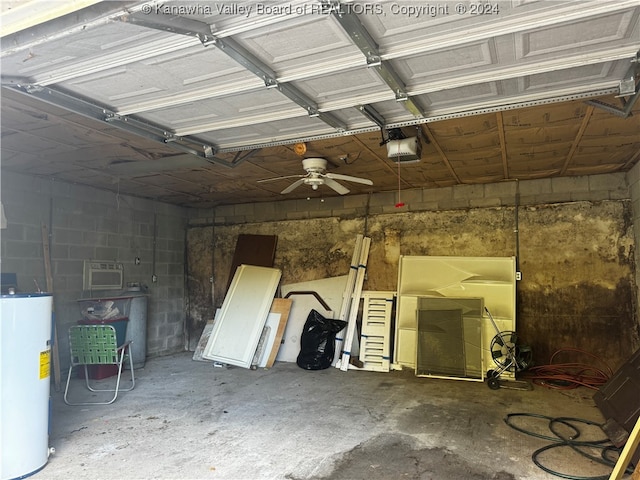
top-left (64, 324), bottom-right (135, 405)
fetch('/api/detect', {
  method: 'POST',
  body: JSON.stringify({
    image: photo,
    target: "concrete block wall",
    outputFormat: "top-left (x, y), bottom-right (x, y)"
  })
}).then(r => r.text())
top-left (191, 172), bottom-right (630, 226)
top-left (189, 171), bottom-right (638, 369)
top-left (0, 171), bottom-right (187, 368)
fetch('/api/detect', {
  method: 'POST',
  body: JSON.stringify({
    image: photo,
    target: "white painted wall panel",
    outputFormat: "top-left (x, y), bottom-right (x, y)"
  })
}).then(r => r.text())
top-left (203, 265), bottom-right (281, 368)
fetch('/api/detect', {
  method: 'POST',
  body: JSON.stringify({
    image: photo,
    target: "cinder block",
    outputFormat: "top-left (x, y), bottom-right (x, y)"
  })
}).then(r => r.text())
top-left (5, 239), bottom-right (41, 258)
top-left (626, 164), bottom-right (640, 185)
top-left (107, 232), bottom-right (132, 248)
top-left (423, 186), bottom-right (453, 202)
top-left (343, 193), bottom-right (368, 209)
top-left (287, 211), bottom-right (310, 220)
top-left (215, 205), bottom-right (235, 217)
top-left (226, 215), bottom-right (247, 225)
top-left (315, 196), bottom-right (343, 211)
top-left (571, 190), bottom-right (610, 202)
top-left (254, 202), bottom-right (276, 221)
top-left (470, 197), bottom-right (502, 208)
top-left (398, 188), bottom-right (422, 205)
top-left (234, 203), bottom-right (255, 216)
top-left (305, 209), bottom-right (334, 219)
top-left (453, 183), bottom-right (484, 200)
top-left (368, 191), bottom-right (397, 207)
top-left (1, 225), bottom-right (25, 241)
top-left (589, 173), bottom-right (628, 195)
top-left (54, 228), bottom-right (85, 245)
top-left (533, 192), bottom-right (572, 204)
top-left (364, 205), bottom-right (385, 215)
top-left (93, 247), bottom-right (119, 259)
top-left (97, 217), bottom-right (119, 233)
top-left (440, 198), bottom-right (470, 210)
top-left (54, 259), bottom-right (84, 275)
top-left (519, 178), bottom-right (552, 196)
top-left (330, 207), bottom-right (359, 218)
top-left (551, 176), bottom-right (589, 194)
top-left (484, 181), bottom-right (517, 202)
top-left (610, 189), bottom-right (631, 200)
top-left (65, 245), bottom-right (94, 260)
top-left (410, 201), bottom-right (440, 212)
top-left (381, 204), bottom-right (409, 214)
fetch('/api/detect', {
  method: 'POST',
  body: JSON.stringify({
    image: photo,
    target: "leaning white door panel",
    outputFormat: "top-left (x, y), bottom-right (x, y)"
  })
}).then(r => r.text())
top-left (203, 265), bottom-right (281, 368)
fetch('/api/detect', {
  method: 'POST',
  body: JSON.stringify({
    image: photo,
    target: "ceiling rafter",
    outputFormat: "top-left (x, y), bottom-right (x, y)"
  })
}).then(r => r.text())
top-left (496, 112), bottom-right (509, 180)
top-left (421, 125), bottom-right (462, 184)
top-left (560, 105), bottom-right (595, 175)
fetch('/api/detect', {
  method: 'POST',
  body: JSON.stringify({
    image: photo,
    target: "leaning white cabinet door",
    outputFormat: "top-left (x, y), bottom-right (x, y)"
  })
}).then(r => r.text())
top-left (203, 265), bottom-right (281, 368)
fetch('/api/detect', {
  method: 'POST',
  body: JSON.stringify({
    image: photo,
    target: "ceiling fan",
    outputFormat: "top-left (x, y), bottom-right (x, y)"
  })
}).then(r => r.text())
top-left (258, 158), bottom-right (373, 195)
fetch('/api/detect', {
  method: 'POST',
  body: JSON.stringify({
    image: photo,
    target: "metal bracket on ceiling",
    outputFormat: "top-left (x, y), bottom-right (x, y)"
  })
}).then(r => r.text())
top-left (586, 51), bottom-right (639, 118)
top-left (119, 12), bottom-right (346, 132)
top-left (327, 0), bottom-right (424, 118)
top-left (617, 51), bottom-right (639, 97)
top-left (1, 78), bottom-right (225, 162)
top-left (358, 104), bottom-right (386, 129)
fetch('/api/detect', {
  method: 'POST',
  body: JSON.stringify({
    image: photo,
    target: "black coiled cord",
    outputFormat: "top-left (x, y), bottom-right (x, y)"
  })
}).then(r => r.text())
top-left (504, 413), bottom-right (633, 480)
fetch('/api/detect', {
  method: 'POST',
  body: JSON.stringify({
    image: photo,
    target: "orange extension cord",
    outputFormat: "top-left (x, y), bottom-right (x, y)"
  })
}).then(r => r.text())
top-left (522, 348), bottom-right (613, 391)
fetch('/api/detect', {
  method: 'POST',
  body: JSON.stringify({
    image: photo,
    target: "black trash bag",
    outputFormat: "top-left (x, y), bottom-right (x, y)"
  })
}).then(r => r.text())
top-left (296, 309), bottom-right (347, 370)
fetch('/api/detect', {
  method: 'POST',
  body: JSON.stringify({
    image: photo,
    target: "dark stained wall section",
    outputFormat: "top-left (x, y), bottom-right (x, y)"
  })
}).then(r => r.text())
top-left (517, 201), bottom-right (637, 371)
top-left (187, 200), bottom-right (638, 370)
top-left (185, 226), bottom-right (214, 350)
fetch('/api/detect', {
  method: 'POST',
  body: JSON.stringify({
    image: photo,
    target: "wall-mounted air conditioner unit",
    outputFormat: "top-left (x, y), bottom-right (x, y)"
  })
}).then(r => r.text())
top-left (386, 136), bottom-right (422, 163)
top-left (83, 260), bottom-right (124, 290)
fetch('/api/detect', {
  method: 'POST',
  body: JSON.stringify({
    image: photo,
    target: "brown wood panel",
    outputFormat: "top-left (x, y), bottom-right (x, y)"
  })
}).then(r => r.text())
top-left (594, 347), bottom-right (640, 465)
top-left (226, 234), bottom-right (278, 292)
top-left (265, 298), bottom-right (293, 368)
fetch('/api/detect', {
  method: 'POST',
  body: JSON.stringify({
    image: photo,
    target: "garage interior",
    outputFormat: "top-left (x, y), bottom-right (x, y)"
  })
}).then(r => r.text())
top-left (1, 1), bottom-right (640, 479)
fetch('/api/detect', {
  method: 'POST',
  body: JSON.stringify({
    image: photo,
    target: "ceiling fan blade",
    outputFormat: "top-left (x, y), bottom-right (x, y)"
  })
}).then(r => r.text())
top-left (281, 178), bottom-right (306, 194)
top-left (258, 174), bottom-right (305, 183)
top-left (325, 172), bottom-right (373, 185)
top-left (324, 178), bottom-right (350, 195)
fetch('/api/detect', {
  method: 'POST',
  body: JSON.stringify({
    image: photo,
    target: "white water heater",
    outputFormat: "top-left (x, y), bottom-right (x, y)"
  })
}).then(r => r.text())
top-left (1, 293), bottom-right (53, 480)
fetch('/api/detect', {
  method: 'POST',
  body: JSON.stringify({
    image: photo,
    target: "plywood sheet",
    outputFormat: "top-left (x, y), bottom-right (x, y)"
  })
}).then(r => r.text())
top-left (263, 298), bottom-right (292, 368)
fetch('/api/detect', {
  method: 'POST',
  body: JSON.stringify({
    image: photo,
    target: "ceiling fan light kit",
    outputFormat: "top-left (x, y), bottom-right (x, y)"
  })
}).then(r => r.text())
top-left (258, 157), bottom-right (373, 195)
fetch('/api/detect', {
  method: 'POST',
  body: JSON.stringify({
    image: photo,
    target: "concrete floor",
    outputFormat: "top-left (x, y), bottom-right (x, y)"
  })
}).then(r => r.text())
top-left (34, 352), bottom-right (618, 480)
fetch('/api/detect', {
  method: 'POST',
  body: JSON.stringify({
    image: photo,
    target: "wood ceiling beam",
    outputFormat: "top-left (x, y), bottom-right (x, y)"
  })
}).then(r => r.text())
top-left (560, 104), bottom-right (595, 175)
top-left (496, 112), bottom-right (509, 179)
top-left (421, 125), bottom-right (462, 184)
